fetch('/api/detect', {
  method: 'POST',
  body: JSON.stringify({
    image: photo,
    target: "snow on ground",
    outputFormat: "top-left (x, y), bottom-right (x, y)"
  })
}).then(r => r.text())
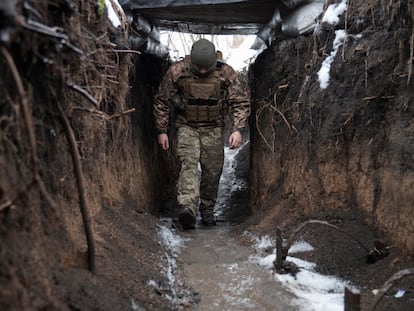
top-left (147, 219), bottom-right (192, 305)
top-left (249, 233), bottom-right (354, 311)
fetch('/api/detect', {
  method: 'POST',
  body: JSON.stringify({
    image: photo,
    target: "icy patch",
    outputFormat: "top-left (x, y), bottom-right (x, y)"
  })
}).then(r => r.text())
top-left (253, 234), bottom-right (274, 250)
top-left (249, 234), bottom-right (352, 311)
top-left (152, 221), bottom-right (192, 306)
top-left (157, 221), bottom-right (186, 256)
top-left (276, 270), bottom-right (350, 311)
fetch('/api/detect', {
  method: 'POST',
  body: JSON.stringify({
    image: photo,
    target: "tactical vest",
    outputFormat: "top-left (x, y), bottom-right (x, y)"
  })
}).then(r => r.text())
top-left (178, 67), bottom-right (223, 127)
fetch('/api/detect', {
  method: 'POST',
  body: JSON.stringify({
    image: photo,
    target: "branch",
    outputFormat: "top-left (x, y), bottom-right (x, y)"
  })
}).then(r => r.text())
top-left (286, 220), bottom-right (370, 253)
top-left (272, 93), bottom-right (297, 134)
top-left (21, 19), bottom-right (84, 54)
top-left (255, 102), bottom-right (275, 153)
top-left (274, 219), bottom-right (371, 273)
top-left (369, 268), bottom-right (414, 311)
top-left (67, 81), bottom-right (98, 107)
top-left (56, 101), bottom-right (96, 273)
top-left (112, 49), bottom-right (141, 55)
top-left (108, 108), bottom-right (135, 120)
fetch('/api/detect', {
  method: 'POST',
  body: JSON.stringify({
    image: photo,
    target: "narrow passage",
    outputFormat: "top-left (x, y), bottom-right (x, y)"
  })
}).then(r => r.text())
top-left (178, 142), bottom-right (297, 310)
top-left (180, 226), bottom-right (298, 310)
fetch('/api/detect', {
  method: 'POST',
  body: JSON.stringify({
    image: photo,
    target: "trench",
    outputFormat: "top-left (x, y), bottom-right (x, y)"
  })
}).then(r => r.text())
top-left (176, 142), bottom-right (298, 310)
top-left (158, 141), bottom-right (350, 311)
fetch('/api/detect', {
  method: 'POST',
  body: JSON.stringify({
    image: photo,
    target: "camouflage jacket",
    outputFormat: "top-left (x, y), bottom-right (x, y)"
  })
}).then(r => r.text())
top-left (153, 57), bottom-right (250, 134)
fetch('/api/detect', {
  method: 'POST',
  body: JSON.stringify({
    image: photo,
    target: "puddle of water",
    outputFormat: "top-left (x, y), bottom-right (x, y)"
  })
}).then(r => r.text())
top-left (180, 226), bottom-right (298, 311)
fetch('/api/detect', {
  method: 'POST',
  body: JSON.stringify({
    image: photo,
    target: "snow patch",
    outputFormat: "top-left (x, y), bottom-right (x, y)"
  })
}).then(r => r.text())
top-left (105, 0), bottom-right (123, 27)
top-left (276, 270), bottom-right (350, 311)
top-left (289, 240), bottom-right (314, 254)
top-left (316, 0), bottom-right (350, 89)
top-left (317, 30), bottom-right (348, 89)
top-left (152, 221), bottom-right (192, 306)
top-left (249, 234), bottom-right (352, 311)
top-left (157, 221), bottom-right (186, 255)
top-left (322, 0), bottom-right (348, 25)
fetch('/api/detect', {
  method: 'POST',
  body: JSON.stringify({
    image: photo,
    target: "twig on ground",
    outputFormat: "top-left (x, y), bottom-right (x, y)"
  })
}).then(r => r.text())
top-left (369, 268), bottom-right (414, 311)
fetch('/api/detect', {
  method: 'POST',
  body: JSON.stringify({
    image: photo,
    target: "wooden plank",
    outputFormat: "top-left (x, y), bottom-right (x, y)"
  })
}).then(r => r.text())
top-left (344, 287), bottom-right (361, 311)
top-left (120, 0), bottom-right (247, 10)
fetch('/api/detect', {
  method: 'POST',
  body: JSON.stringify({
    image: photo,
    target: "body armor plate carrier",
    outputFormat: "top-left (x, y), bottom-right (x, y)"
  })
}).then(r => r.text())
top-left (180, 69), bottom-right (223, 127)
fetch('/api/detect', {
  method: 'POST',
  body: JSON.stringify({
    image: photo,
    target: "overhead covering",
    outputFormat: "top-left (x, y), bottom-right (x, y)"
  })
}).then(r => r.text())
top-left (120, 0), bottom-right (278, 35)
top-left (119, 0), bottom-right (327, 56)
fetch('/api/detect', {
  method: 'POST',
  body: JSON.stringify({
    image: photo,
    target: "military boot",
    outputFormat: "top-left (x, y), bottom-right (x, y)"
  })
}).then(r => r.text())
top-left (178, 206), bottom-right (196, 230)
top-left (200, 211), bottom-right (216, 226)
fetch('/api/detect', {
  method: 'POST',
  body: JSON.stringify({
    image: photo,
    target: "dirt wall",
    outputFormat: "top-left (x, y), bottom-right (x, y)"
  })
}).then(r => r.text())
top-left (249, 1), bottom-right (414, 252)
top-left (0, 1), bottom-right (170, 309)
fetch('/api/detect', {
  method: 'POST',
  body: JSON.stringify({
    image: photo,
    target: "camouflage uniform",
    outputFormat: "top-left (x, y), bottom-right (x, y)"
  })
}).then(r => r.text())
top-left (154, 56), bottom-right (250, 222)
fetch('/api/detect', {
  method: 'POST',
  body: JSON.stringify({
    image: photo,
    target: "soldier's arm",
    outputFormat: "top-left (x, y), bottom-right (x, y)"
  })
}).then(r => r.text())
top-left (153, 66), bottom-right (177, 134)
top-left (224, 65), bottom-right (251, 133)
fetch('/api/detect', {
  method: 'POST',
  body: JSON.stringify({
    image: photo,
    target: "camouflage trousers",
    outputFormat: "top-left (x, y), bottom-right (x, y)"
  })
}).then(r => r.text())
top-left (176, 125), bottom-right (224, 219)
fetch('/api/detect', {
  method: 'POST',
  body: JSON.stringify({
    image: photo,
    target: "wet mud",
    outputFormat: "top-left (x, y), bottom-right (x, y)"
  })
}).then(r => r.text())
top-left (180, 226), bottom-right (297, 311)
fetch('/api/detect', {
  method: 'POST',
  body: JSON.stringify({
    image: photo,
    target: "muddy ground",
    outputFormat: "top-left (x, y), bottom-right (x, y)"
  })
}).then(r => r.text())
top-left (0, 0), bottom-right (413, 310)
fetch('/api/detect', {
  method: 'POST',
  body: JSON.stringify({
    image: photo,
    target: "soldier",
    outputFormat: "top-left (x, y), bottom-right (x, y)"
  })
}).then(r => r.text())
top-left (154, 38), bottom-right (250, 229)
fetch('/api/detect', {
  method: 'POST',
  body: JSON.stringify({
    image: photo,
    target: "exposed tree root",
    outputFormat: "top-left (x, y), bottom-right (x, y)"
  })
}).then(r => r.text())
top-left (56, 100), bottom-right (96, 273)
top-left (0, 46), bottom-right (56, 210)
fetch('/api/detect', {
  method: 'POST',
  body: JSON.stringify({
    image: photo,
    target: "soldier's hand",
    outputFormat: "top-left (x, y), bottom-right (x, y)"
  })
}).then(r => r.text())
top-left (158, 134), bottom-right (169, 150)
top-left (229, 131), bottom-right (242, 149)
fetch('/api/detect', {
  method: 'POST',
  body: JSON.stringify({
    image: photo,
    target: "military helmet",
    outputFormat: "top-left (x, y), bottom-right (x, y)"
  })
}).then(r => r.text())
top-left (190, 39), bottom-right (217, 77)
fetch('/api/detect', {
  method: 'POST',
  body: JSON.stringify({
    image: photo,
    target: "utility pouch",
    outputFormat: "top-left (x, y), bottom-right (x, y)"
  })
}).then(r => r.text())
top-left (169, 94), bottom-right (185, 112)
